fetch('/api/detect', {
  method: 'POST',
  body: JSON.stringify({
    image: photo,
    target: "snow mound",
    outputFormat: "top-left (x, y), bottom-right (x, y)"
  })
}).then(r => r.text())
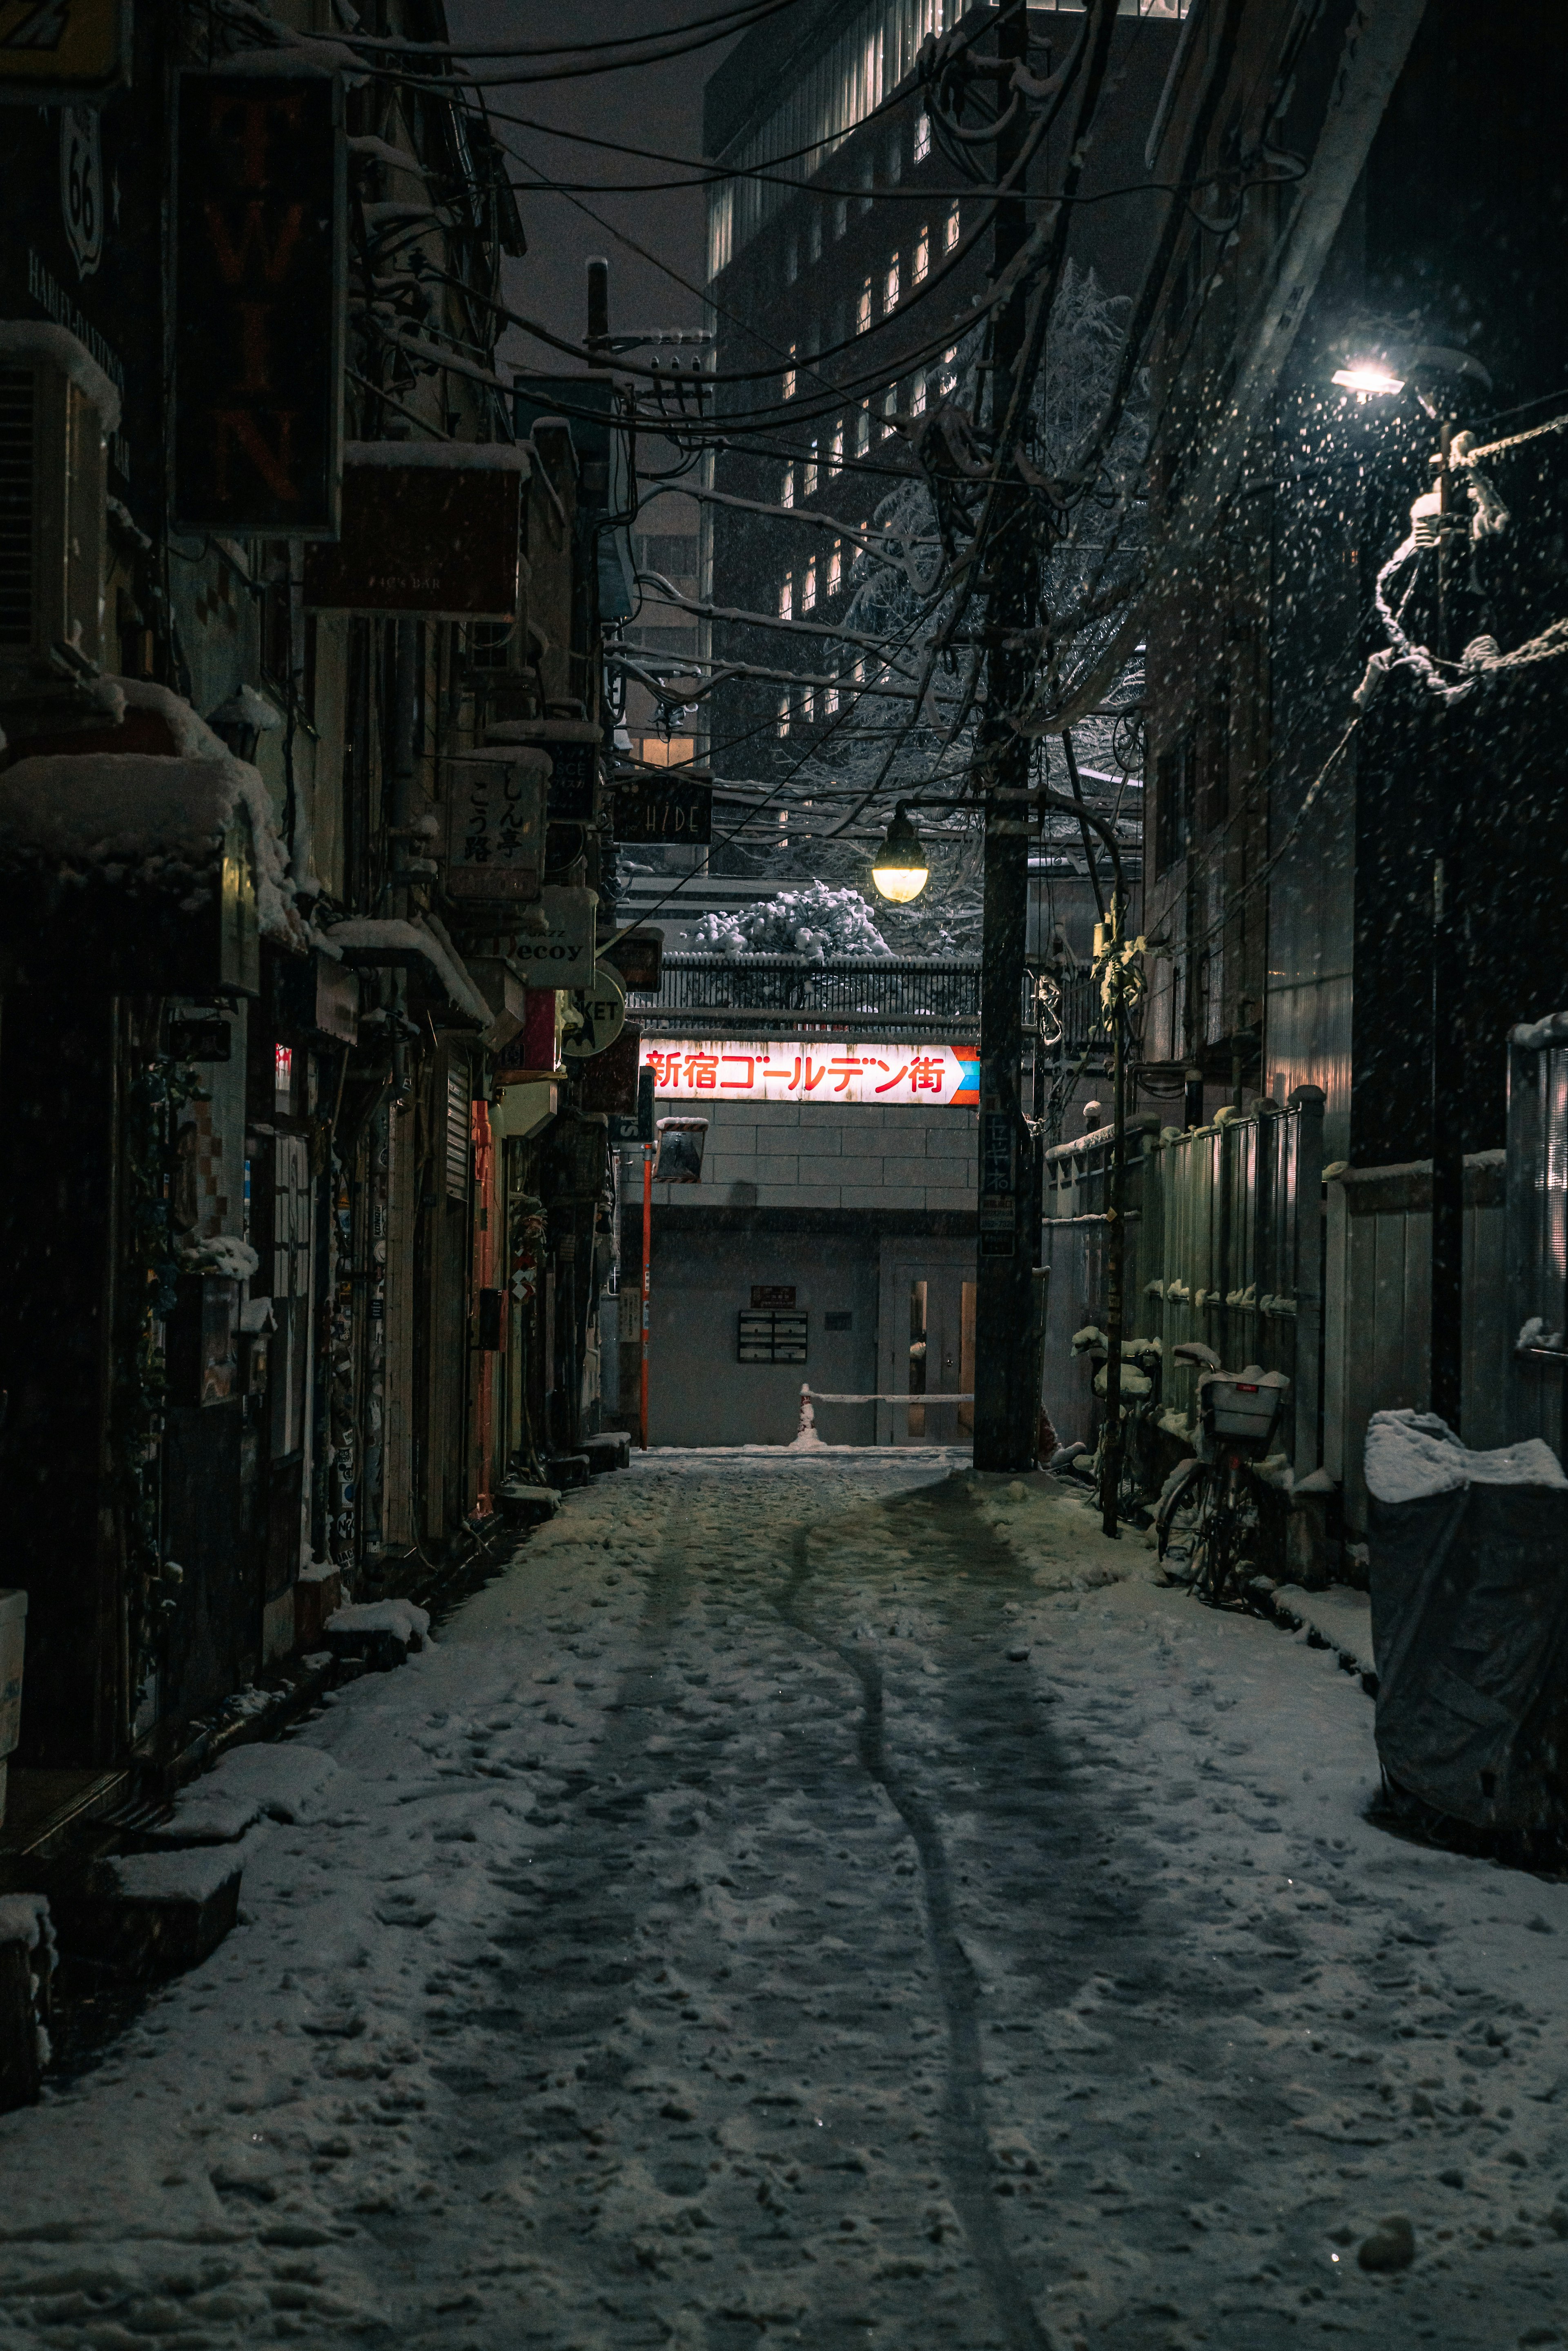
top-left (179, 1234), bottom-right (260, 1281)
top-left (0, 1892), bottom-right (52, 1953)
top-left (973, 1475), bottom-right (1144, 1590)
top-left (108, 1845), bottom-right (245, 1904)
top-left (1364, 1408), bottom-right (1567, 1505)
top-left (149, 1743), bottom-right (339, 1845)
top-left (693, 880), bottom-right (891, 960)
top-left (327, 1598), bottom-right (432, 1648)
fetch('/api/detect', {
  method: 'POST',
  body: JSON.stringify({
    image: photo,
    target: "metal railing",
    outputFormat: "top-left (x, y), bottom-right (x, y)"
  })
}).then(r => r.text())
top-left (629, 952), bottom-right (982, 1034)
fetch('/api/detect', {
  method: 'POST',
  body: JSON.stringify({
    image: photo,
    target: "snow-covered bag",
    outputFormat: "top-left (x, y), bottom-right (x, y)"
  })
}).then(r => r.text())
top-left (1364, 1408), bottom-right (1568, 1832)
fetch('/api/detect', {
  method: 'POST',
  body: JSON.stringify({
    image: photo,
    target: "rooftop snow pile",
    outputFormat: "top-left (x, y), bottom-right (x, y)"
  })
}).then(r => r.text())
top-left (0, 750), bottom-right (303, 946)
top-left (694, 880), bottom-right (891, 960)
top-left (1364, 1408), bottom-right (1567, 1505)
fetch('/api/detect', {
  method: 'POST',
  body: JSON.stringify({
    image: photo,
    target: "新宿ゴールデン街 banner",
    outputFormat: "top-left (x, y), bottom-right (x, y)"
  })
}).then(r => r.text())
top-left (644, 1043), bottom-right (979, 1106)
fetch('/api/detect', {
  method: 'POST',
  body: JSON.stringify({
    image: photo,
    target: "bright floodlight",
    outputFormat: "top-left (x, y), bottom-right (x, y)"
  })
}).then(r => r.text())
top-left (1332, 359), bottom-right (1405, 397)
top-left (871, 802), bottom-right (929, 903)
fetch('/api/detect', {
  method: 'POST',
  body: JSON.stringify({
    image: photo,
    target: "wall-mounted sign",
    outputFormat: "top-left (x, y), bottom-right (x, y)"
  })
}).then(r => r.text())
top-left (612, 771), bottom-right (712, 846)
top-left (60, 105), bottom-right (102, 276)
top-left (0, 0), bottom-right (129, 104)
top-left (562, 963), bottom-right (626, 1059)
top-left (509, 886), bottom-right (597, 986)
top-left (173, 70), bottom-right (345, 535)
top-left (304, 445), bottom-right (526, 617)
top-left (486, 720), bottom-right (600, 821)
top-left (445, 746), bottom-right (548, 902)
top-left (646, 1040), bottom-right (979, 1108)
top-left (752, 1284), bottom-right (796, 1308)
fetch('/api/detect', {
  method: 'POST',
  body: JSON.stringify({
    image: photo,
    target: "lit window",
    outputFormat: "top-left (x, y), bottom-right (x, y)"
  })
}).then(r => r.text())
top-left (802, 559), bottom-right (817, 613)
top-left (786, 236), bottom-right (799, 285)
top-left (857, 279), bottom-right (872, 334)
top-left (945, 201), bottom-right (960, 253)
top-left (885, 254), bottom-right (900, 311)
top-left (882, 389), bottom-right (898, 438)
top-left (809, 209), bottom-right (823, 263)
top-left (825, 682), bottom-right (840, 716)
top-left (941, 344), bottom-right (958, 394)
top-left (780, 572), bottom-right (793, 620)
top-left (855, 404), bottom-right (871, 457)
top-left (827, 543), bottom-right (842, 597)
top-left (781, 466), bottom-right (795, 510)
top-left (829, 425), bottom-right (844, 474)
top-left (852, 655), bottom-right (865, 686)
top-left (914, 226), bottom-right (929, 284)
top-left (783, 343), bottom-right (797, 399)
top-left (804, 686), bottom-right (817, 722)
top-left (804, 443), bottom-right (818, 499)
top-left (912, 374), bottom-right (927, 417)
top-left (914, 112), bottom-right (931, 164)
top-left (777, 692), bottom-right (790, 737)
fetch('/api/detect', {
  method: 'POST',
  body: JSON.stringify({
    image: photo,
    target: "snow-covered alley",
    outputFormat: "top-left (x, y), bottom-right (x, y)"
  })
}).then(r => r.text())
top-left (7, 1453), bottom-right (1568, 2351)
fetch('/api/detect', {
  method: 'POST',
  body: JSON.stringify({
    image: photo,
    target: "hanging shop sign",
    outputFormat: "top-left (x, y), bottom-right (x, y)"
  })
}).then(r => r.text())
top-left (646, 1040), bottom-right (979, 1108)
top-left (509, 885), bottom-right (598, 986)
top-left (612, 769), bottom-right (712, 847)
top-left (0, 0), bottom-right (129, 105)
top-left (486, 720), bottom-right (600, 822)
top-left (304, 445), bottom-right (526, 618)
top-left (562, 963), bottom-right (626, 1059)
top-left (173, 69), bottom-right (345, 535)
top-left (444, 746), bottom-right (548, 903)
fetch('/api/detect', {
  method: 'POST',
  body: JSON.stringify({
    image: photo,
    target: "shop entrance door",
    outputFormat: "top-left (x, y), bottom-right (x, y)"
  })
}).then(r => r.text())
top-left (877, 1239), bottom-right (976, 1446)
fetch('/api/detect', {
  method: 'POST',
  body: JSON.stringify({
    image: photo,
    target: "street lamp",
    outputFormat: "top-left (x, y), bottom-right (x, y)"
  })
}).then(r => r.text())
top-left (1331, 358), bottom-right (1406, 399)
top-left (870, 802), bottom-right (929, 902)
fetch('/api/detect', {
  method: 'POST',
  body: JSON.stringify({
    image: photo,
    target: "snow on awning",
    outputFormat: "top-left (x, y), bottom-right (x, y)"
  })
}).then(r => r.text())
top-left (322, 915), bottom-right (492, 1028)
top-left (0, 750), bottom-right (303, 947)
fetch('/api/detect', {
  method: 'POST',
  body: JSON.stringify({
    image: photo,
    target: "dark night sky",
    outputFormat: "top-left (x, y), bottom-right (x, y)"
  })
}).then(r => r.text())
top-left (446, 0), bottom-right (757, 373)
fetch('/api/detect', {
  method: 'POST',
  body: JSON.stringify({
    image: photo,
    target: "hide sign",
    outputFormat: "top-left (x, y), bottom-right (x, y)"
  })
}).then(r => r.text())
top-left (612, 771), bottom-right (712, 847)
top-left (444, 747), bottom-right (548, 903)
top-left (173, 71), bottom-right (345, 535)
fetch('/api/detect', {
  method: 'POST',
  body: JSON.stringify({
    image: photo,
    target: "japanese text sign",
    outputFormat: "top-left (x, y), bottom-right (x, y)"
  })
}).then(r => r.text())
top-left (645, 1041), bottom-right (978, 1107)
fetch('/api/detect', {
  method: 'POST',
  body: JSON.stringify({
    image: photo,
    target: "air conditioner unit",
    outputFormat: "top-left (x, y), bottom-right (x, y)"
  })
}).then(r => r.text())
top-left (0, 323), bottom-right (114, 698)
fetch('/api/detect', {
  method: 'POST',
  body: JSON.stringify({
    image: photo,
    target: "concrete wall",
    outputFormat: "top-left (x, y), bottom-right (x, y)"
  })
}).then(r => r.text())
top-left (653, 1100), bottom-right (976, 1214)
top-left (646, 1225), bottom-right (880, 1448)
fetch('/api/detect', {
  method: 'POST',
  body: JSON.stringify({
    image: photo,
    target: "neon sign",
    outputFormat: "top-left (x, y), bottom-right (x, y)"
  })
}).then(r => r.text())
top-left (644, 1041), bottom-right (978, 1107)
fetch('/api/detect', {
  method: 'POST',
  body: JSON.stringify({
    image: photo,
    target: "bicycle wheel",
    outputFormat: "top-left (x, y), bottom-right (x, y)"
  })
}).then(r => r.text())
top-left (1191, 1487), bottom-right (1240, 1607)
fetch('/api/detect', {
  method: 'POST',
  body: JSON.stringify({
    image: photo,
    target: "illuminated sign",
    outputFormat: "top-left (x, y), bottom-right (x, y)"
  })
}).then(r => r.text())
top-left (645, 1041), bottom-right (978, 1107)
top-left (274, 1042), bottom-right (293, 1100)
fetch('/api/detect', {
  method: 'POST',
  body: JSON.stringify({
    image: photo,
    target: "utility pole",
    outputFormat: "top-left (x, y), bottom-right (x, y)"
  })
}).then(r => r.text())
top-left (973, 0), bottom-right (1040, 1473)
top-left (1429, 419), bottom-right (1464, 1433)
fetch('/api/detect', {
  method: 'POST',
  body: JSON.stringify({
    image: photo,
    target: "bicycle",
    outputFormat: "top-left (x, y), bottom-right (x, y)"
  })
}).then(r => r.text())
top-left (1069, 1326), bottom-right (1166, 1522)
top-left (1155, 1348), bottom-right (1290, 1609)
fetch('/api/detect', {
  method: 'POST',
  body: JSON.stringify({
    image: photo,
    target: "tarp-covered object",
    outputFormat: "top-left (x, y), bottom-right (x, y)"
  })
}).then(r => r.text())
top-left (1366, 1408), bottom-right (1568, 1832)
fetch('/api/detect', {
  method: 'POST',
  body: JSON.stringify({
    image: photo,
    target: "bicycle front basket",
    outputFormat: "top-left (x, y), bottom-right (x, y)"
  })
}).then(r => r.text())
top-left (1202, 1374), bottom-right (1286, 1442)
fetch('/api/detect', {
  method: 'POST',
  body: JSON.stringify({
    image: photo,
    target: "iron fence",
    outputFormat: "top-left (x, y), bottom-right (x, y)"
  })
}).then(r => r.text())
top-left (630, 952), bottom-right (982, 1034)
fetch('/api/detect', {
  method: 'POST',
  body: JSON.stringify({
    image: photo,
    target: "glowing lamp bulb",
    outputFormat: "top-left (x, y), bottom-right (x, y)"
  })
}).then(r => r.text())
top-left (870, 802), bottom-right (929, 903)
top-left (1332, 360), bottom-right (1405, 398)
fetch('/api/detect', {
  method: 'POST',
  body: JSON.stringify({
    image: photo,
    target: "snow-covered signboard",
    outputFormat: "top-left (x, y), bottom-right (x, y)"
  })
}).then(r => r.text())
top-left (646, 1041), bottom-right (978, 1107)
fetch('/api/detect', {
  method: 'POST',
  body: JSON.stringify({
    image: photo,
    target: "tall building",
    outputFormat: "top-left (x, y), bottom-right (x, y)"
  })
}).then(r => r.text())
top-left (701, 0), bottom-right (1182, 851)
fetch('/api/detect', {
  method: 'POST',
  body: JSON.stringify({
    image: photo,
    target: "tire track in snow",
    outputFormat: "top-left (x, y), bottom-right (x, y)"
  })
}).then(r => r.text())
top-left (780, 1512), bottom-right (1056, 2351)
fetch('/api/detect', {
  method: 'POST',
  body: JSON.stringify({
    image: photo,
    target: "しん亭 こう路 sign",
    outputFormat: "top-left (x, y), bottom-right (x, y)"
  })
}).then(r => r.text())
top-left (644, 1042), bottom-right (978, 1107)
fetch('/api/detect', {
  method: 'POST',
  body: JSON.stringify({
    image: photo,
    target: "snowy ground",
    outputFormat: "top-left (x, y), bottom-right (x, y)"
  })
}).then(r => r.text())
top-left (5, 1451), bottom-right (1568, 2351)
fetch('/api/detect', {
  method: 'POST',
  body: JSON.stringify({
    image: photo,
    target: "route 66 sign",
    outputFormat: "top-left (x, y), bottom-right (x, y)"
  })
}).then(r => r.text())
top-left (61, 105), bottom-right (102, 276)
